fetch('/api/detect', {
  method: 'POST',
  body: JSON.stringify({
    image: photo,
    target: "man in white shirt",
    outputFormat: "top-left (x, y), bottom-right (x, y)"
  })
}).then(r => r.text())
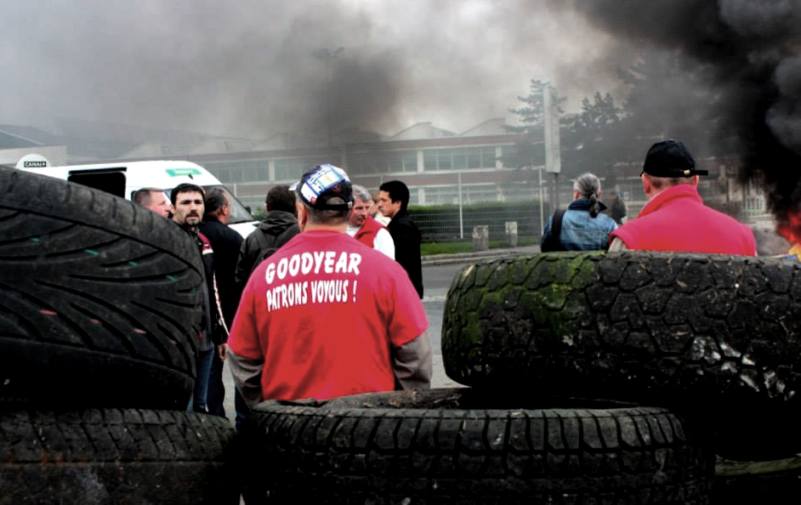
top-left (346, 185), bottom-right (395, 259)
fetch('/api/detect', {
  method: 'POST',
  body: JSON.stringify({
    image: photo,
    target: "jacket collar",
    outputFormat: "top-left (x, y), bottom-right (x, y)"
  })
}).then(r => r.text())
top-left (259, 210), bottom-right (298, 231)
top-left (638, 184), bottom-right (703, 218)
top-left (568, 198), bottom-right (608, 212)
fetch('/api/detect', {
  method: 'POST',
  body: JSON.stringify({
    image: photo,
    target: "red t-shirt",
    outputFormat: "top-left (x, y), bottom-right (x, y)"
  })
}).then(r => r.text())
top-left (228, 230), bottom-right (429, 401)
top-left (609, 184), bottom-right (756, 256)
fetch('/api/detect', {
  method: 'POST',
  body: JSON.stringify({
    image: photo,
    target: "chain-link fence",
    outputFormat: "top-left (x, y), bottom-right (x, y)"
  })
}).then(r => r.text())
top-left (410, 200), bottom-right (555, 243)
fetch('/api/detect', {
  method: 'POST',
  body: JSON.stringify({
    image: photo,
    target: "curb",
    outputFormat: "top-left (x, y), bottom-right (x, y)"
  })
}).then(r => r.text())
top-left (422, 245), bottom-right (540, 266)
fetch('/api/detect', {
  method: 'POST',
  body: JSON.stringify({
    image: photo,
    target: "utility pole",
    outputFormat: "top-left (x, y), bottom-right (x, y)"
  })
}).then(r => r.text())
top-left (312, 47), bottom-right (344, 147)
top-left (543, 83), bottom-right (562, 210)
top-left (458, 171), bottom-right (464, 239)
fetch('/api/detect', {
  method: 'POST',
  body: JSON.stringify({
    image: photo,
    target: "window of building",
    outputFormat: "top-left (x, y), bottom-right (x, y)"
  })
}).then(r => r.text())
top-left (204, 159), bottom-right (268, 183)
top-left (348, 151), bottom-right (416, 175)
top-left (274, 158), bottom-right (316, 181)
top-left (421, 184), bottom-right (499, 205)
top-left (409, 188), bottom-right (420, 206)
top-left (424, 186), bottom-right (460, 205)
top-left (421, 146), bottom-right (500, 171)
top-left (464, 184), bottom-right (499, 203)
top-left (502, 183), bottom-right (538, 201)
top-left (403, 152), bottom-right (417, 172)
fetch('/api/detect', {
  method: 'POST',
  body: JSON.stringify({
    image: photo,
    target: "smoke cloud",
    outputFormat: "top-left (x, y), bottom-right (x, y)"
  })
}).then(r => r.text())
top-left (0, 0), bottom-right (619, 139)
top-left (556, 0), bottom-right (801, 238)
top-left (3, 0), bottom-right (801, 235)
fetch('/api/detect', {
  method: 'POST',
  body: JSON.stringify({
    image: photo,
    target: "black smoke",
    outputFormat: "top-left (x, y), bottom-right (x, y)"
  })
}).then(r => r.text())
top-left (0, 1), bottom-right (625, 143)
top-left (0, 1), bottom-right (409, 140)
top-left (559, 0), bottom-right (801, 239)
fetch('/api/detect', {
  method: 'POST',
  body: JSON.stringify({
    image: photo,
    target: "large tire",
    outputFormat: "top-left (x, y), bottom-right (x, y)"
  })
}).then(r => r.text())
top-left (0, 167), bottom-right (203, 409)
top-left (442, 252), bottom-right (801, 458)
top-left (0, 408), bottom-right (238, 505)
top-left (240, 388), bottom-right (713, 504)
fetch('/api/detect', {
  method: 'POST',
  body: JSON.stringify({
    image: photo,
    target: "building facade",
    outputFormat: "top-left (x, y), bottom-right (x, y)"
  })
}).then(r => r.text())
top-left (180, 119), bottom-right (548, 211)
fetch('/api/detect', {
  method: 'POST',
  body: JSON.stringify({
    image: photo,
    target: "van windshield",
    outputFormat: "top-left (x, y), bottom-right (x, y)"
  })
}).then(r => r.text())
top-left (165, 185), bottom-right (255, 224)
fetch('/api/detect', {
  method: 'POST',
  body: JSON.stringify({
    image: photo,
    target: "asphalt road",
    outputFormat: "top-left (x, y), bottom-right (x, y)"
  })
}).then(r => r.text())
top-left (421, 262), bottom-right (471, 389)
top-left (221, 261), bottom-right (472, 422)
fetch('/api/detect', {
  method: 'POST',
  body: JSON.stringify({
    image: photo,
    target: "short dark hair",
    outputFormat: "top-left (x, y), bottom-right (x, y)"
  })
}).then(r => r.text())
top-left (379, 180), bottom-right (410, 212)
top-left (132, 187), bottom-right (162, 206)
top-left (645, 174), bottom-right (695, 191)
top-left (170, 183), bottom-right (205, 206)
top-left (203, 187), bottom-right (227, 219)
top-left (266, 185), bottom-right (296, 215)
top-left (305, 206), bottom-right (349, 225)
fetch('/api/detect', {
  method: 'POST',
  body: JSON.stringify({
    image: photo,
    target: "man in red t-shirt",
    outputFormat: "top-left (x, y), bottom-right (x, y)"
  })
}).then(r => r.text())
top-left (609, 140), bottom-right (756, 255)
top-left (227, 164), bottom-right (431, 404)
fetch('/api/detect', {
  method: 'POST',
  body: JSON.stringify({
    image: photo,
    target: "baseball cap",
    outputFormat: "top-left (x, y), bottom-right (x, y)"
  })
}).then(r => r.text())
top-left (641, 140), bottom-right (708, 177)
top-left (296, 164), bottom-right (353, 210)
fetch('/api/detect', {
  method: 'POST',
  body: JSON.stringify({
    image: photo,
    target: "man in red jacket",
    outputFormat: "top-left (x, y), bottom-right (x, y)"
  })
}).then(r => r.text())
top-left (609, 140), bottom-right (756, 256)
top-left (346, 184), bottom-right (395, 259)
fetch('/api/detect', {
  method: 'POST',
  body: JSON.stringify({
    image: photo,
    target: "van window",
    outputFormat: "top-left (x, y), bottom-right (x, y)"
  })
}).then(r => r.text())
top-left (68, 168), bottom-right (127, 198)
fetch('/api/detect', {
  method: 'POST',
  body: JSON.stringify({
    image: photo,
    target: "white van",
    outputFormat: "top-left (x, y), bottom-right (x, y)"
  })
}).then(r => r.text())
top-left (16, 156), bottom-right (257, 238)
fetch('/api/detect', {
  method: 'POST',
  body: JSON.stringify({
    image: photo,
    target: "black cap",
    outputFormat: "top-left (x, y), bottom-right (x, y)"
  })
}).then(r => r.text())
top-left (641, 140), bottom-right (708, 177)
top-left (296, 164), bottom-right (353, 210)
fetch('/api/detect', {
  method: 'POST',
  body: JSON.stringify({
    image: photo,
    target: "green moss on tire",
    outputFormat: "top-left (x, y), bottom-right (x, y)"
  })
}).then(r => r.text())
top-left (442, 251), bottom-right (801, 459)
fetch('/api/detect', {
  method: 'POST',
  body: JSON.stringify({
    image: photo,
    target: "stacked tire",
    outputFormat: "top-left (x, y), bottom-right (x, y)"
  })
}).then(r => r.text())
top-left (0, 167), bottom-right (238, 504)
top-left (441, 252), bottom-right (801, 503)
top-left (241, 250), bottom-right (801, 503)
top-left (240, 389), bottom-right (712, 504)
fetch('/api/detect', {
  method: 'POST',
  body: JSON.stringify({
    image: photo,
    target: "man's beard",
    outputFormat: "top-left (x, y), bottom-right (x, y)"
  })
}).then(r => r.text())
top-left (177, 215), bottom-right (200, 232)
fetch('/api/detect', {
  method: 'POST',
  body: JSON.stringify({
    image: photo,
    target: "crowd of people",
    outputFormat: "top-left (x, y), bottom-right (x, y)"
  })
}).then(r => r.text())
top-left (135, 167), bottom-right (428, 425)
top-left (133, 138), bottom-right (759, 426)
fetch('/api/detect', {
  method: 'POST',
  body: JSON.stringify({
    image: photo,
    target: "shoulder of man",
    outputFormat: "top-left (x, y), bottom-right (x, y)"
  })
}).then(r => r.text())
top-left (212, 219), bottom-right (243, 242)
top-left (220, 223), bottom-right (244, 247)
top-left (360, 215), bottom-right (385, 232)
top-left (259, 217), bottom-right (298, 235)
top-left (389, 213), bottom-right (420, 235)
top-left (198, 220), bottom-right (228, 246)
top-left (255, 225), bottom-right (301, 263)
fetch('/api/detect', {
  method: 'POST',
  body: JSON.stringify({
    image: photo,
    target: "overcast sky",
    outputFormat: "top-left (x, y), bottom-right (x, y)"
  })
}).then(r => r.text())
top-left (0, 0), bottom-right (629, 138)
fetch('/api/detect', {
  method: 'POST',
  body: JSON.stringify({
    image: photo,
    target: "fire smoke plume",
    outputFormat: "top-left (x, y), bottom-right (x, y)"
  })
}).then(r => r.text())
top-left (561, 0), bottom-right (801, 239)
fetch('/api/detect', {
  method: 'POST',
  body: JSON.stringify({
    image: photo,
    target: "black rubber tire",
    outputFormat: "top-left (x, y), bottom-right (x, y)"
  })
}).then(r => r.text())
top-left (0, 167), bottom-right (203, 409)
top-left (0, 408), bottom-right (239, 505)
top-left (441, 252), bottom-right (801, 458)
top-left (240, 388), bottom-right (713, 505)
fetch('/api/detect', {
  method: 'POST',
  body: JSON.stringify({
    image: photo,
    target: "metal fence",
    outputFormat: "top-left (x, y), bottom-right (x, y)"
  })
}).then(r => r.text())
top-left (410, 200), bottom-right (554, 243)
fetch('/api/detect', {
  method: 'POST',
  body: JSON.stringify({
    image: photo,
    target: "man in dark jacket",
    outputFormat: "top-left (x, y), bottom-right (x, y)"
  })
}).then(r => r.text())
top-left (235, 185), bottom-right (300, 291)
top-left (378, 180), bottom-right (423, 299)
top-left (170, 183), bottom-right (224, 414)
top-left (199, 188), bottom-right (243, 417)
